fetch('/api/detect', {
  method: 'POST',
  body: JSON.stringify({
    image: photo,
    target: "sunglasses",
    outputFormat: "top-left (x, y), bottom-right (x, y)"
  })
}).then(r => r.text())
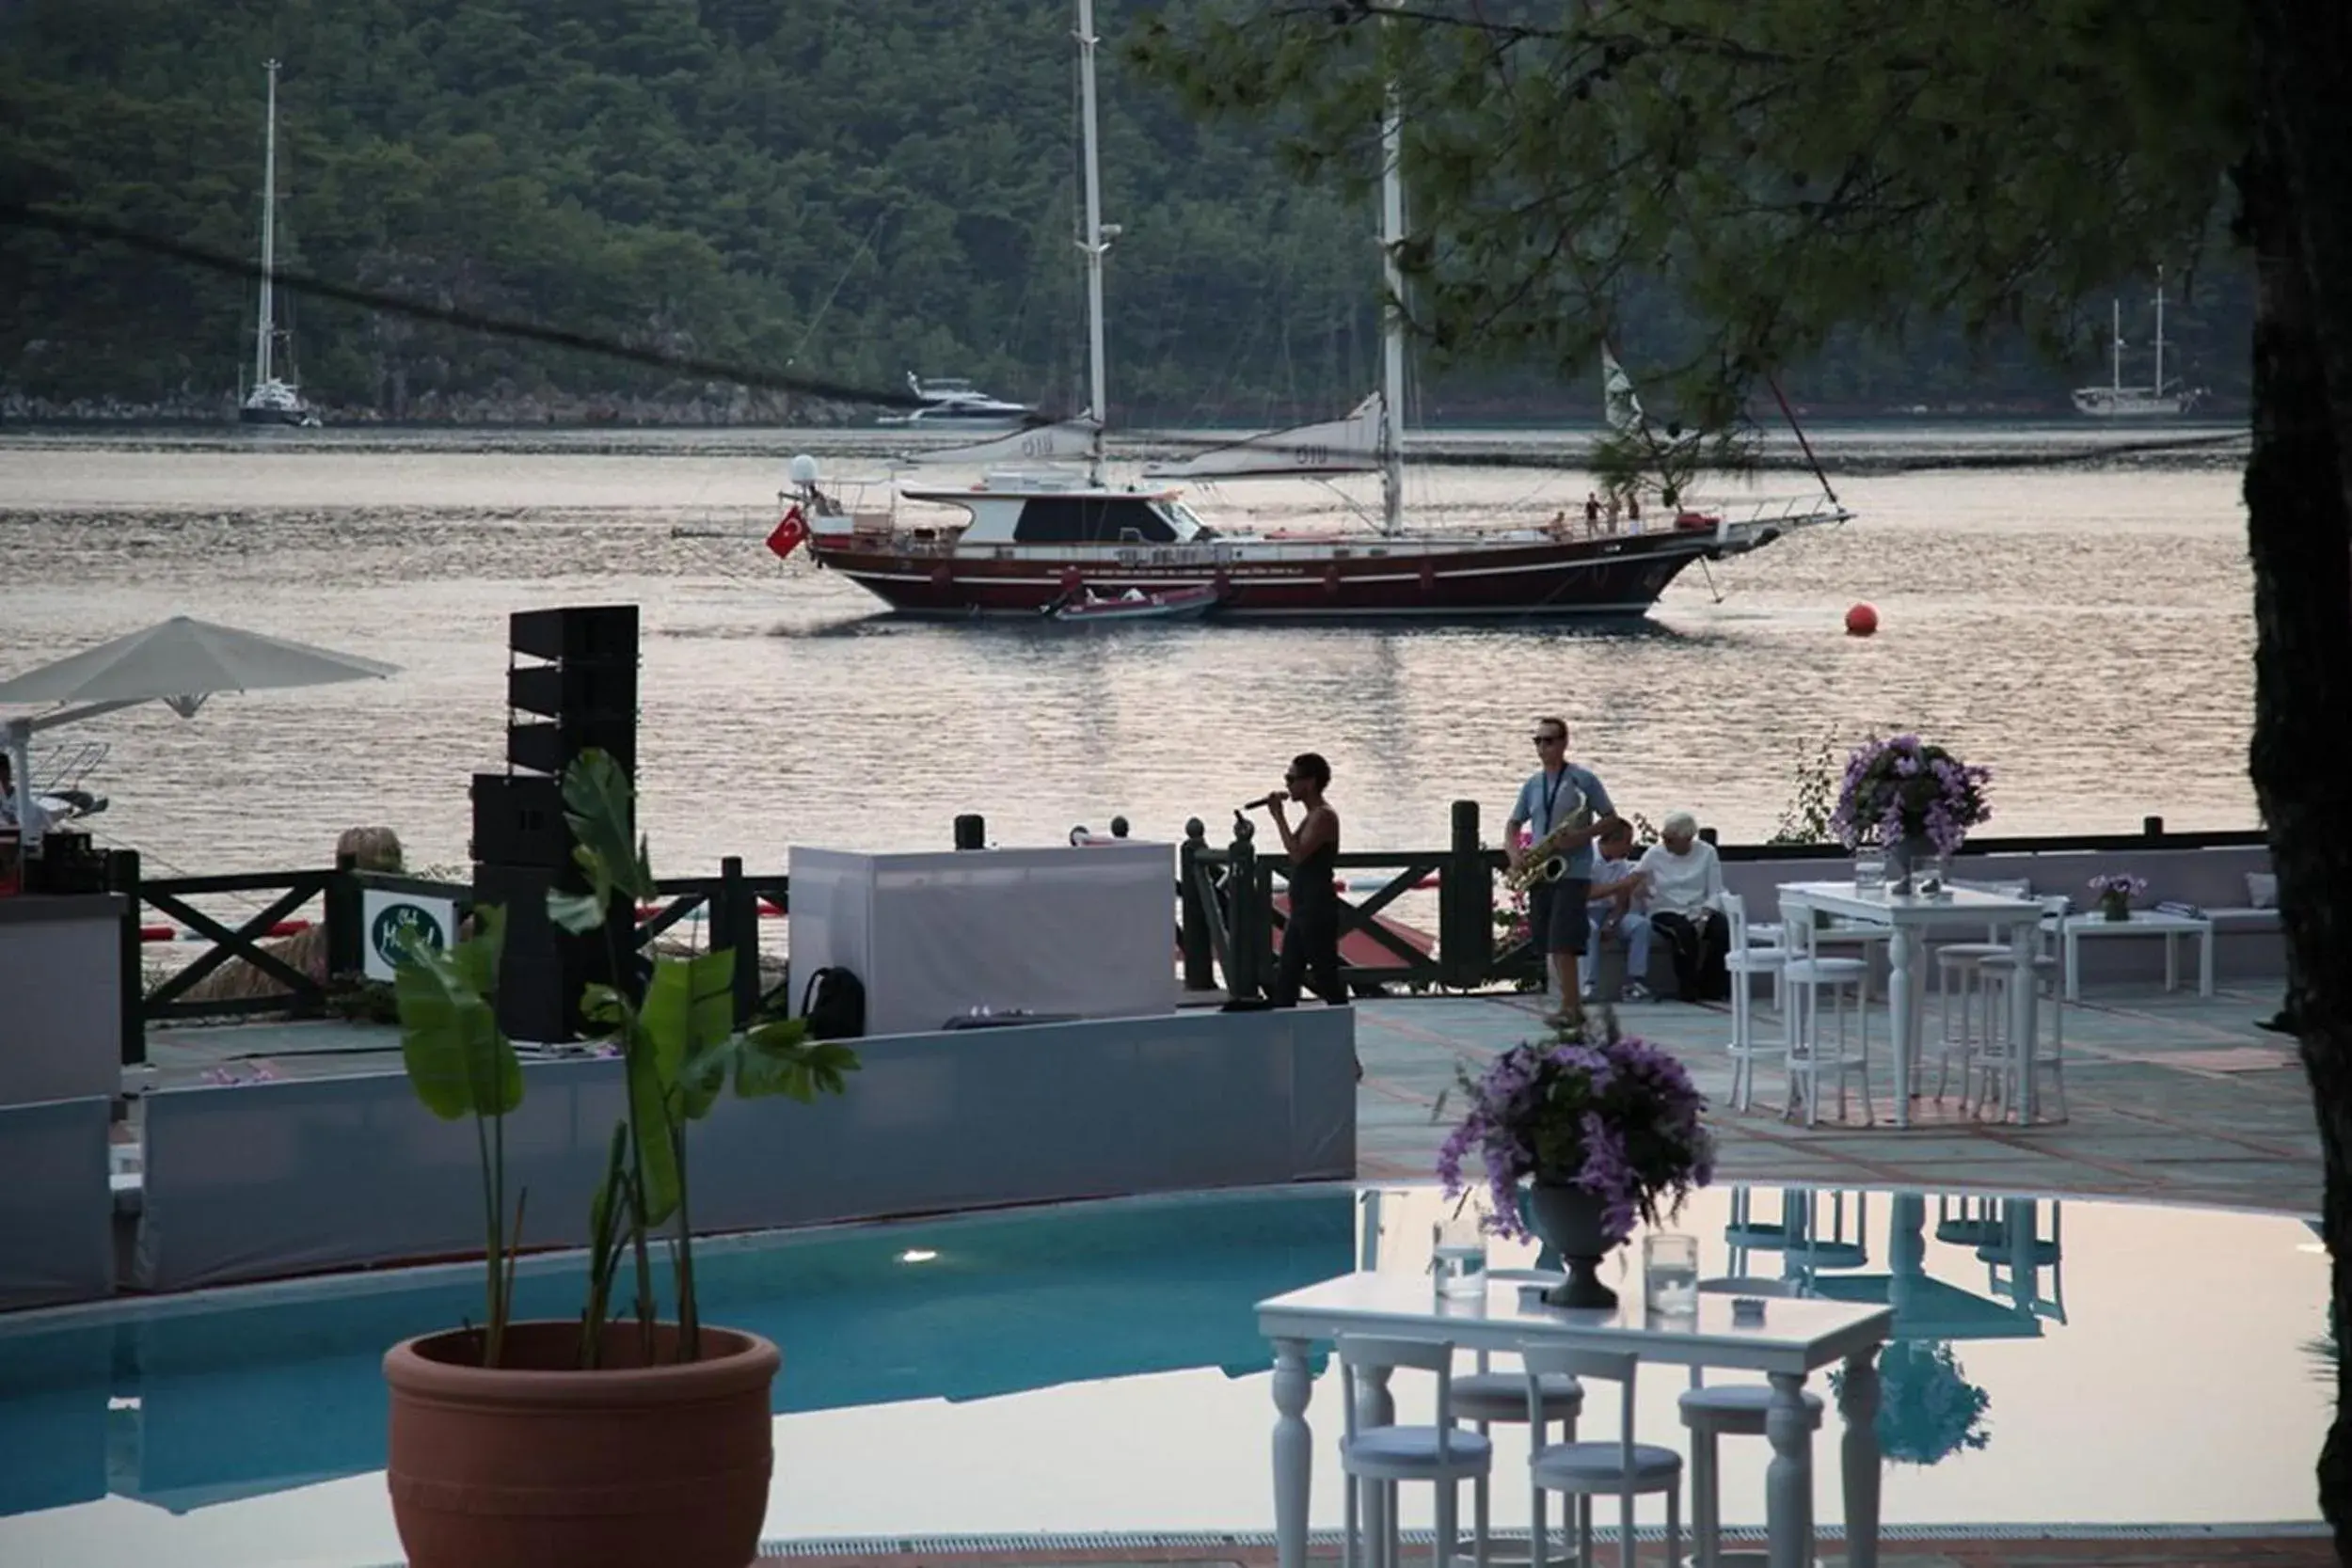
top-left (1532, 733), bottom-right (1565, 747)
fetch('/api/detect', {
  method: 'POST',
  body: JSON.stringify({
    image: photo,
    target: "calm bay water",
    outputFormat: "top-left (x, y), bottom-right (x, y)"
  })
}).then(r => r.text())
top-left (0, 423), bottom-right (2254, 881)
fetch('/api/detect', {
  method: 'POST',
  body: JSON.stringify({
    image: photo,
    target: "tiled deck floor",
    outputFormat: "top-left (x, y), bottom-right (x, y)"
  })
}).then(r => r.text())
top-left (139, 980), bottom-right (2321, 1217)
top-left (1353, 983), bottom-right (2320, 1216)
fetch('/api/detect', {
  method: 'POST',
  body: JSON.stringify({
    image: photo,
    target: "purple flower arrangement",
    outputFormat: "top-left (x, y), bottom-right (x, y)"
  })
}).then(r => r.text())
top-left (1831, 735), bottom-right (1993, 858)
top-left (1436, 1016), bottom-right (1715, 1247)
top-left (2090, 873), bottom-right (2146, 918)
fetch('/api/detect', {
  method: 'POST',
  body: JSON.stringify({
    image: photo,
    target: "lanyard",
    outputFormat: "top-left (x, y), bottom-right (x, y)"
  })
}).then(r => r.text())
top-left (1541, 768), bottom-right (1569, 831)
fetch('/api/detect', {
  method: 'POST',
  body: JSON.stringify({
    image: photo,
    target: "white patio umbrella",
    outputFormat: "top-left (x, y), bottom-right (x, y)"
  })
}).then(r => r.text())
top-left (0, 616), bottom-right (400, 852)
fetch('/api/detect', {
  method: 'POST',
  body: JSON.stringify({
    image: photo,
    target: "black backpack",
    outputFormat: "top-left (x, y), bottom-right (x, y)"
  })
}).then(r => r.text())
top-left (801, 966), bottom-right (866, 1040)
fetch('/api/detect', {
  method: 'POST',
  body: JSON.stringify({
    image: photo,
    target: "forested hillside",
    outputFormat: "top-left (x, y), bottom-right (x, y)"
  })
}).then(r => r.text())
top-left (0, 0), bottom-right (2252, 422)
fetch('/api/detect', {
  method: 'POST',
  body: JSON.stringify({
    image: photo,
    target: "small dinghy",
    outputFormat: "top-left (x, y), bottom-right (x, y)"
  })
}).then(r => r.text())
top-left (1044, 584), bottom-right (1220, 624)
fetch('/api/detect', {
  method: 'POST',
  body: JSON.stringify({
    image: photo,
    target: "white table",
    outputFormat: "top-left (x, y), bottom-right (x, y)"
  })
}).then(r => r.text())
top-left (2058, 911), bottom-right (2216, 1003)
top-left (1775, 883), bottom-right (2046, 1127)
top-left (1258, 1271), bottom-right (1892, 1568)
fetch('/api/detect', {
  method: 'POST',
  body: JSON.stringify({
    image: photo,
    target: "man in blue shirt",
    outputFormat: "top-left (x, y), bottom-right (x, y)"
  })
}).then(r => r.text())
top-left (1505, 717), bottom-right (1620, 1034)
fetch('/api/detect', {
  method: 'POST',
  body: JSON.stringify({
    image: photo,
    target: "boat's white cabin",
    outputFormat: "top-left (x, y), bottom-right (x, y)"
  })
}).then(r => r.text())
top-left (898, 468), bottom-right (1216, 547)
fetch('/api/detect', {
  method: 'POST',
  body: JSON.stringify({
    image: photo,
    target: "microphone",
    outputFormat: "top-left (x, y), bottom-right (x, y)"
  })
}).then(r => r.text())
top-left (1240, 793), bottom-right (1283, 811)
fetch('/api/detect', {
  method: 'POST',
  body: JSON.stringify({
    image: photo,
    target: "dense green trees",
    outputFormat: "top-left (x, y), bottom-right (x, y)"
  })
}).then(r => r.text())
top-left (0, 0), bottom-right (2253, 420)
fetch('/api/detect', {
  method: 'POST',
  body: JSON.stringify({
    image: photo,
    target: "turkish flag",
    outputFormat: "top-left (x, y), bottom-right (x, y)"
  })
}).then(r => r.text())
top-left (766, 504), bottom-right (808, 560)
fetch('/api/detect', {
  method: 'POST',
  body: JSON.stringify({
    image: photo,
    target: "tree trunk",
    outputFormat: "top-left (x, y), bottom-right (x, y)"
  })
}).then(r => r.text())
top-left (2245, 2), bottom-right (2352, 1552)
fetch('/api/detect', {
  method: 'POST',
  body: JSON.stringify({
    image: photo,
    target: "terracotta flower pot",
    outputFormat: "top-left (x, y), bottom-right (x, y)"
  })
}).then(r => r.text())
top-left (384, 1320), bottom-right (779, 1568)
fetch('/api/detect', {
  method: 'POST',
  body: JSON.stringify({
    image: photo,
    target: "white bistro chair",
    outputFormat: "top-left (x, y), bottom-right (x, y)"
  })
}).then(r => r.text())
top-left (1337, 1335), bottom-right (1495, 1568)
top-left (1450, 1271), bottom-right (1586, 1556)
top-left (1521, 1346), bottom-right (1683, 1568)
top-left (1721, 892), bottom-right (1788, 1112)
top-left (1678, 1276), bottom-right (1824, 1568)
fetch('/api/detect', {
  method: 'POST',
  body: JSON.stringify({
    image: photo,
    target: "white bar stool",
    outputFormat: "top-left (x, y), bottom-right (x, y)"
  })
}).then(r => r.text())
top-left (1929, 942), bottom-right (2010, 1104)
top-left (1338, 1335), bottom-right (1495, 1568)
top-left (1520, 1347), bottom-right (1682, 1568)
top-left (1739, 906), bottom-right (1789, 1011)
top-left (1975, 949), bottom-right (2068, 1121)
top-left (1720, 893), bottom-right (1787, 1112)
top-left (1809, 919), bottom-right (1890, 1004)
top-left (1779, 921), bottom-right (1873, 1126)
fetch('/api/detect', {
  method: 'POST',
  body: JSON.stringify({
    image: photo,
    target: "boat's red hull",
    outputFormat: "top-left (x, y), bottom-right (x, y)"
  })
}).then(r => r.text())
top-left (807, 527), bottom-right (1738, 618)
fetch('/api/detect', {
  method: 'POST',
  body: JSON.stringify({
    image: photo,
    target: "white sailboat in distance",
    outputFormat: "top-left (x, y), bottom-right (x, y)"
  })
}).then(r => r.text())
top-left (239, 59), bottom-right (321, 428)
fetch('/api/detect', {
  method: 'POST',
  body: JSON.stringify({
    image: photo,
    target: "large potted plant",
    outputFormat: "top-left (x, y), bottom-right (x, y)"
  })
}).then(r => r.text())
top-left (1437, 1016), bottom-right (1714, 1308)
top-left (381, 749), bottom-right (858, 1568)
top-left (1830, 734), bottom-right (1994, 892)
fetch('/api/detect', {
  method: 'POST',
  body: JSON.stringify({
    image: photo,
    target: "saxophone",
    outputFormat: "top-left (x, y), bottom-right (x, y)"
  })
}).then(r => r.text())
top-left (1505, 784), bottom-right (1596, 893)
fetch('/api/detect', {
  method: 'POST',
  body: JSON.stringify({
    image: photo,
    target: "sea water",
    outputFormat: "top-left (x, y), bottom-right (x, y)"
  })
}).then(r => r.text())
top-left (0, 433), bottom-right (2262, 882)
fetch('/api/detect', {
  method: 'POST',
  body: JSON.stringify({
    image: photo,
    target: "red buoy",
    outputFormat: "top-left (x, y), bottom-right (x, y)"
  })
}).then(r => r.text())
top-left (1845, 603), bottom-right (1879, 637)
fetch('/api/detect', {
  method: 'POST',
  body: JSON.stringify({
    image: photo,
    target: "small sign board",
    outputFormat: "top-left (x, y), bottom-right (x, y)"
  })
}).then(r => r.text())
top-left (362, 889), bottom-right (456, 982)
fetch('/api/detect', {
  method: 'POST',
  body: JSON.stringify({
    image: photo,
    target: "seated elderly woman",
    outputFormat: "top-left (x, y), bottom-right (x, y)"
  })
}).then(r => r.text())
top-left (1636, 809), bottom-right (1729, 1002)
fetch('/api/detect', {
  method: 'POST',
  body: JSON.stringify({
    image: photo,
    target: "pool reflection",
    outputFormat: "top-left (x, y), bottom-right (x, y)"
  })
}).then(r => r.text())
top-left (0, 1178), bottom-right (2322, 1538)
top-left (0, 1188), bottom-right (1353, 1519)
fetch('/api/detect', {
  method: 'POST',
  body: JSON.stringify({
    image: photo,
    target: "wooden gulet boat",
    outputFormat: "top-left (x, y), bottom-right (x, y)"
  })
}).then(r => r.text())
top-left (784, 472), bottom-right (1820, 619)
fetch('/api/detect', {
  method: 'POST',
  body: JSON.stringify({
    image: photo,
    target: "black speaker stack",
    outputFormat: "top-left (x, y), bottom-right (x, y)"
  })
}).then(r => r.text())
top-left (470, 605), bottom-right (640, 1043)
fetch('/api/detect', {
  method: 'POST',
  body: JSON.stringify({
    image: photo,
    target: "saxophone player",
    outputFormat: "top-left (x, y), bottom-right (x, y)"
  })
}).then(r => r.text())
top-left (1505, 718), bottom-right (1620, 1034)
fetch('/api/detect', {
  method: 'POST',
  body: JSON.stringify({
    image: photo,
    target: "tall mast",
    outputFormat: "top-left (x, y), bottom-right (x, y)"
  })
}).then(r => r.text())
top-left (255, 59), bottom-right (280, 389)
top-left (2109, 298), bottom-right (2122, 392)
top-left (2153, 267), bottom-right (2168, 396)
top-left (1075, 0), bottom-right (1109, 486)
top-left (1376, 5), bottom-right (1406, 534)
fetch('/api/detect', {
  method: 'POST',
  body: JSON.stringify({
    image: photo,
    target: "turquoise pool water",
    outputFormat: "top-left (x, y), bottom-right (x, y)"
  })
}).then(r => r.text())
top-left (0, 1182), bottom-right (2327, 1567)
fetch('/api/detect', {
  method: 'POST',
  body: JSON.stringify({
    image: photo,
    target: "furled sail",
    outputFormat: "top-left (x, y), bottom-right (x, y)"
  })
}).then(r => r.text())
top-left (903, 419), bottom-right (1100, 467)
top-left (1601, 346), bottom-right (1647, 436)
top-left (1144, 393), bottom-right (1385, 480)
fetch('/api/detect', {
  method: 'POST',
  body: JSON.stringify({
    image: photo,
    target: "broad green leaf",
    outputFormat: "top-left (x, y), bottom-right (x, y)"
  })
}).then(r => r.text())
top-left (642, 949), bottom-right (736, 1092)
top-left (450, 902), bottom-right (504, 994)
top-left (639, 948), bottom-right (737, 1120)
top-left (675, 1037), bottom-right (736, 1122)
top-left (393, 906), bottom-right (521, 1120)
top-left (738, 1018), bottom-right (860, 1104)
top-left (627, 1023), bottom-right (681, 1226)
top-left (561, 750), bottom-right (656, 905)
top-left (548, 887), bottom-right (612, 937)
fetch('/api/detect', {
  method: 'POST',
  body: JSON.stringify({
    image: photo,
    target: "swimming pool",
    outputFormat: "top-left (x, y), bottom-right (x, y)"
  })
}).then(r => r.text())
top-left (0, 1182), bottom-right (2326, 1567)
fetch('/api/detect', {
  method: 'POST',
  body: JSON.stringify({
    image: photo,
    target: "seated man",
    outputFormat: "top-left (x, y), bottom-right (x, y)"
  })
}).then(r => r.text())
top-left (1581, 819), bottom-right (1654, 1002)
top-left (1638, 809), bottom-right (1729, 1001)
